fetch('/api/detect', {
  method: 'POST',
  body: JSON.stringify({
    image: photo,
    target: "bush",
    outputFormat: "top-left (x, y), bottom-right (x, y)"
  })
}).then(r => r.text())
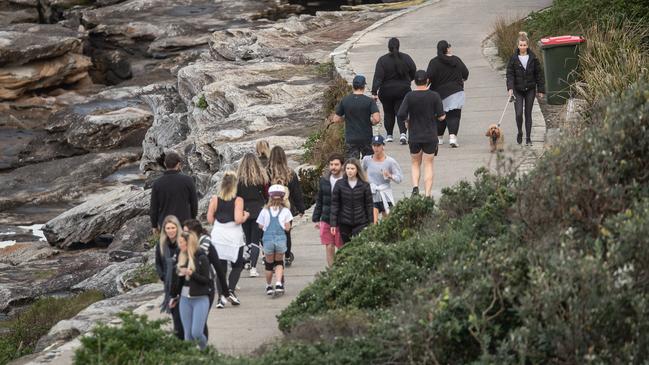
top-left (196, 95), bottom-right (208, 110)
top-left (123, 262), bottom-right (159, 289)
top-left (297, 166), bottom-right (322, 208)
top-left (0, 290), bottom-right (103, 365)
top-left (356, 195), bottom-right (435, 243)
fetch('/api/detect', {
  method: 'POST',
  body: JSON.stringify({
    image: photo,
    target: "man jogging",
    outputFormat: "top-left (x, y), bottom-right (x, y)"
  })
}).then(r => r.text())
top-left (362, 135), bottom-right (403, 223)
top-left (312, 154), bottom-right (345, 267)
top-left (150, 152), bottom-right (198, 235)
top-left (397, 70), bottom-right (445, 197)
top-left (333, 75), bottom-right (381, 159)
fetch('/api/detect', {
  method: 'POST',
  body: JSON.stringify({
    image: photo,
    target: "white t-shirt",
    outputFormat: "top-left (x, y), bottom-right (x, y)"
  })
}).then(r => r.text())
top-left (256, 207), bottom-right (293, 231)
top-left (348, 179), bottom-right (357, 189)
top-left (330, 175), bottom-right (342, 192)
top-left (518, 54), bottom-right (529, 70)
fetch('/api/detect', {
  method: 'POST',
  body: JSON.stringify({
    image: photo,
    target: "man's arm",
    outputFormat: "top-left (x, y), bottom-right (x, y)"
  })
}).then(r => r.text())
top-left (370, 98), bottom-right (380, 125)
top-left (188, 178), bottom-right (198, 219)
top-left (434, 94), bottom-right (446, 121)
top-left (371, 58), bottom-right (384, 95)
top-left (332, 99), bottom-right (345, 124)
top-left (149, 184), bottom-right (159, 230)
top-left (397, 93), bottom-right (409, 123)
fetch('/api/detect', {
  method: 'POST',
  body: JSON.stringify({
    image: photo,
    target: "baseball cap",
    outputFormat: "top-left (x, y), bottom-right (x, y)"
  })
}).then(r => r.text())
top-left (414, 69), bottom-right (428, 83)
top-left (352, 75), bottom-right (366, 88)
top-left (437, 40), bottom-right (451, 55)
top-left (268, 184), bottom-right (286, 198)
top-left (372, 135), bottom-right (385, 145)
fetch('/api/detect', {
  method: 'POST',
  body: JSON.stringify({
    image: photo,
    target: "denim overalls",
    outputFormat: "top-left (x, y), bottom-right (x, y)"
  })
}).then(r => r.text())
top-left (263, 208), bottom-right (287, 255)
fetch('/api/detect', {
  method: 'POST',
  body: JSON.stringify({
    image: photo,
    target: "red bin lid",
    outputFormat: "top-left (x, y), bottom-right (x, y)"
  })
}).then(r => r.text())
top-left (539, 35), bottom-right (585, 46)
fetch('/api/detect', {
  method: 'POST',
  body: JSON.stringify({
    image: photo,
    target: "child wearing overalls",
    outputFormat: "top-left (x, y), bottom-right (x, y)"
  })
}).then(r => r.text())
top-left (256, 184), bottom-right (293, 295)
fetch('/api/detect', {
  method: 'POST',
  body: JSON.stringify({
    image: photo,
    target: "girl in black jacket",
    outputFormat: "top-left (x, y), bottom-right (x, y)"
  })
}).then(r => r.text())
top-left (506, 31), bottom-right (545, 146)
top-left (426, 40), bottom-right (469, 148)
top-left (371, 37), bottom-right (417, 144)
top-left (170, 231), bottom-right (211, 350)
top-left (154, 215), bottom-right (183, 340)
top-left (268, 146), bottom-right (305, 266)
top-left (330, 158), bottom-right (373, 244)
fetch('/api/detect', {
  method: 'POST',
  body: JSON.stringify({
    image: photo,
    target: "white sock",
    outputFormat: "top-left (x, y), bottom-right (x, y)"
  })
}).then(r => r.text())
top-left (276, 281), bottom-right (282, 287)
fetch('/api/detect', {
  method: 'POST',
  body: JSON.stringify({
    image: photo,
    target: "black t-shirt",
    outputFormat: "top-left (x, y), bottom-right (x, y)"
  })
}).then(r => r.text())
top-left (397, 90), bottom-right (445, 143)
top-left (335, 93), bottom-right (379, 144)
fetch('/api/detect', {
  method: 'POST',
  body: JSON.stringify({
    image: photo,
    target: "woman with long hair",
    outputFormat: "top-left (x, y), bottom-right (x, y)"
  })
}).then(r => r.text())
top-left (426, 40), bottom-right (469, 148)
top-left (170, 231), bottom-right (211, 350)
top-left (154, 215), bottom-right (184, 339)
top-left (506, 31), bottom-right (545, 146)
top-left (207, 171), bottom-right (249, 305)
top-left (236, 153), bottom-right (269, 277)
top-left (256, 140), bottom-right (270, 168)
top-left (371, 37), bottom-right (417, 145)
top-left (330, 158), bottom-right (373, 244)
top-left (267, 146), bottom-right (305, 266)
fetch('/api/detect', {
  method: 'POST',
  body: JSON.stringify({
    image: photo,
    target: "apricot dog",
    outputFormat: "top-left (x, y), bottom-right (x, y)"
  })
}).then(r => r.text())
top-left (485, 124), bottom-right (504, 152)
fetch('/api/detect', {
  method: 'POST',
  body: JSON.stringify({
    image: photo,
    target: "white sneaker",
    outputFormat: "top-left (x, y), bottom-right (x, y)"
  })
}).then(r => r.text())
top-left (438, 136), bottom-right (444, 145)
top-left (399, 133), bottom-right (407, 145)
top-left (385, 135), bottom-right (394, 142)
top-left (449, 134), bottom-right (458, 148)
top-left (249, 267), bottom-right (259, 277)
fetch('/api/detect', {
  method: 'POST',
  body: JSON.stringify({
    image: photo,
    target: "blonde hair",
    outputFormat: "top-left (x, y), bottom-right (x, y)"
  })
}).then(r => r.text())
top-left (266, 186), bottom-right (290, 210)
top-left (256, 140), bottom-right (270, 160)
top-left (268, 146), bottom-right (294, 185)
top-left (177, 231), bottom-right (199, 272)
top-left (237, 153), bottom-right (269, 187)
top-left (217, 171), bottom-right (238, 201)
top-left (159, 215), bottom-right (182, 255)
top-left (345, 158), bottom-right (368, 183)
top-left (517, 31), bottom-right (529, 45)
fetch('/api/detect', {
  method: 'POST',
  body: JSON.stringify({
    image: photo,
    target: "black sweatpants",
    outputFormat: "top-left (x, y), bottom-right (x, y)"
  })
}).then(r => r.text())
top-left (379, 84), bottom-right (410, 136)
top-left (346, 143), bottom-right (373, 160)
top-left (216, 246), bottom-right (244, 294)
top-left (514, 89), bottom-right (536, 141)
top-left (171, 304), bottom-right (183, 340)
top-left (437, 109), bottom-right (462, 136)
top-left (242, 218), bottom-right (263, 268)
top-left (339, 223), bottom-right (368, 244)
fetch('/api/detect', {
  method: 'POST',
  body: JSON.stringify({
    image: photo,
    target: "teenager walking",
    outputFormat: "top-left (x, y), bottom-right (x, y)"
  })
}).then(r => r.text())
top-left (371, 37), bottom-right (417, 145)
top-left (155, 215), bottom-right (184, 340)
top-left (330, 158), bottom-right (373, 244)
top-left (397, 70), bottom-right (446, 197)
top-left (207, 171), bottom-right (249, 305)
top-left (236, 153), bottom-right (269, 278)
top-left (170, 231), bottom-right (211, 350)
top-left (256, 184), bottom-right (293, 295)
top-left (426, 40), bottom-right (469, 148)
top-left (312, 153), bottom-right (345, 268)
top-left (362, 135), bottom-right (403, 223)
top-left (267, 146), bottom-right (305, 266)
top-left (506, 31), bottom-right (545, 146)
top-left (333, 75), bottom-right (381, 159)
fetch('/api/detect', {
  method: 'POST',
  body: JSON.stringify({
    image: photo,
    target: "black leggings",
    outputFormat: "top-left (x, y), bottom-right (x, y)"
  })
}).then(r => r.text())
top-left (339, 223), bottom-right (368, 244)
top-left (437, 109), bottom-right (462, 136)
top-left (171, 304), bottom-right (183, 340)
top-left (242, 218), bottom-right (263, 267)
top-left (216, 246), bottom-right (244, 294)
top-left (379, 84), bottom-right (410, 136)
top-left (514, 89), bottom-right (536, 141)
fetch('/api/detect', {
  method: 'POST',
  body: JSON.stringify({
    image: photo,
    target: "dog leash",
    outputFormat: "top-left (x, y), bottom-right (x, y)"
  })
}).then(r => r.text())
top-left (496, 95), bottom-right (515, 128)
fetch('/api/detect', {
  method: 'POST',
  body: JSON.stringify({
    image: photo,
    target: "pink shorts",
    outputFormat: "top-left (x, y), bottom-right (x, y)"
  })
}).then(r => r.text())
top-left (319, 221), bottom-right (343, 248)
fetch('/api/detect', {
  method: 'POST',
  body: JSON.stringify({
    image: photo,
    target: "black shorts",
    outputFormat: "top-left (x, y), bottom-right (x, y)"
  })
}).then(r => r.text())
top-left (373, 202), bottom-right (393, 213)
top-left (409, 142), bottom-right (438, 155)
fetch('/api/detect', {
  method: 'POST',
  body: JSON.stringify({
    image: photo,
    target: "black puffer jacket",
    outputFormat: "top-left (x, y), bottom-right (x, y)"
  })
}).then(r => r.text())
top-left (287, 172), bottom-right (306, 216)
top-left (330, 177), bottom-right (373, 227)
top-left (506, 50), bottom-right (545, 93)
top-left (171, 250), bottom-right (212, 298)
top-left (426, 55), bottom-right (469, 99)
top-left (312, 173), bottom-right (340, 224)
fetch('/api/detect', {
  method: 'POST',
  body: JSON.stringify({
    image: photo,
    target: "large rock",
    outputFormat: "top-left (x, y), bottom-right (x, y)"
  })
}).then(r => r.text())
top-left (71, 254), bottom-right (147, 297)
top-left (108, 215), bottom-right (152, 253)
top-left (0, 148), bottom-right (142, 212)
top-left (34, 283), bottom-right (163, 352)
top-left (0, 24), bottom-right (83, 67)
top-left (42, 186), bottom-right (150, 248)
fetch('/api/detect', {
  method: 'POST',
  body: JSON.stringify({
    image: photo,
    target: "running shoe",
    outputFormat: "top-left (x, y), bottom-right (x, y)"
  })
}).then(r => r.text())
top-left (399, 133), bottom-right (407, 145)
top-left (449, 134), bottom-right (459, 148)
top-left (438, 136), bottom-right (444, 145)
top-left (525, 139), bottom-right (533, 147)
top-left (284, 252), bottom-right (294, 267)
top-left (517, 132), bottom-right (523, 145)
top-left (411, 186), bottom-right (419, 196)
top-left (265, 285), bottom-right (274, 296)
top-left (216, 295), bottom-right (227, 309)
top-left (385, 135), bottom-right (394, 142)
top-left (227, 291), bottom-right (241, 305)
top-left (249, 267), bottom-right (259, 277)
top-left (274, 284), bottom-right (285, 294)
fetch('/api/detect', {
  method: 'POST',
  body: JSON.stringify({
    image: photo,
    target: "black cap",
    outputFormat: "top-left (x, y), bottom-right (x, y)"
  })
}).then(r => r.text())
top-left (372, 135), bottom-right (385, 145)
top-left (414, 70), bottom-right (428, 84)
top-left (352, 75), bottom-right (366, 88)
top-left (437, 40), bottom-right (451, 56)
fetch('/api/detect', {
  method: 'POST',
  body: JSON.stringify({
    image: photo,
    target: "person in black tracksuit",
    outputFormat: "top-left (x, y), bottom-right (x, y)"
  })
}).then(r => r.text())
top-left (330, 158), bottom-right (373, 244)
top-left (371, 37), bottom-right (417, 144)
top-left (426, 40), bottom-right (469, 147)
top-left (267, 146), bottom-right (305, 266)
top-left (506, 31), bottom-right (545, 146)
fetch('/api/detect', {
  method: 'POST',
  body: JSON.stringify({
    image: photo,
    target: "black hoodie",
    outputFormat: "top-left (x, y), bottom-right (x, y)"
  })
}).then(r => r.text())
top-left (425, 55), bottom-right (469, 99)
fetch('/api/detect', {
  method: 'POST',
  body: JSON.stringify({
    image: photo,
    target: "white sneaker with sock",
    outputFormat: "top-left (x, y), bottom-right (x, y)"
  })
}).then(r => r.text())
top-left (449, 134), bottom-right (458, 148)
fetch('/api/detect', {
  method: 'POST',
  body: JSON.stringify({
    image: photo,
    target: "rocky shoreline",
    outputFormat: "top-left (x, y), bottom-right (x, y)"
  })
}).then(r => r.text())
top-left (0, 0), bottom-right (389, 362)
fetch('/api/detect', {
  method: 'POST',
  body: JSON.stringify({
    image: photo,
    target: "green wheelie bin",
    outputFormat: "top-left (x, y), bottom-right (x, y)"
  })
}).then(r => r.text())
top-left (538, 35), bottom-right (585, 105)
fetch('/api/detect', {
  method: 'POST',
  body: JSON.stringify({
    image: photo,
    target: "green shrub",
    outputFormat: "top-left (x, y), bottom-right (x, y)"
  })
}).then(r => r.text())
top-left (356, 195), bottom-right (435, 243)
top-left (297, 166), bottom-right (322, 207)
top-left (196, 95), bottom-right (208, 110)
top-left (0, 291), bottom-right (103, 365)
top-left (124, 262), bottom-right (158, 288)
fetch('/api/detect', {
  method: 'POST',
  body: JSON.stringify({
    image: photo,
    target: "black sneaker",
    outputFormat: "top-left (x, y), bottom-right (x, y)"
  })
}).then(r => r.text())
top-left (525, 139), bottom-right (533, 146)
top-left (411, 187), bottom-right (419, 196)
top-left (265, 285), bottom-right (274, 296)
top-left (274, 284), bottom-right (285, 294)
top-left (227, 291), bottom-right (241, 305)
top-left (284, 252), bottom-right (294, 267)
top-left (516, 132), bottom-right (523, 145)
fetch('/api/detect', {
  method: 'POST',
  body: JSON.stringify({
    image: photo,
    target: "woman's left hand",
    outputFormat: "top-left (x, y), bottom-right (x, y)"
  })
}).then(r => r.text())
top-left (186, 268), bottom-right (193, 277)
top-left (538, 92), bottom-right (545, 98)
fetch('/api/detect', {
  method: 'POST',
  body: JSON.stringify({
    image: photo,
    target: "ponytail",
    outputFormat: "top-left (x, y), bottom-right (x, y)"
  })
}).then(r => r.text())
top-left (387, 37), bottom-right (408, 79)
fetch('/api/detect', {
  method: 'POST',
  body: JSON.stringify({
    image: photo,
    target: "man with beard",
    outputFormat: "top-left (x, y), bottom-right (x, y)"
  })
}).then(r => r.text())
top-left (312, 153), bottom-right (345, 267)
